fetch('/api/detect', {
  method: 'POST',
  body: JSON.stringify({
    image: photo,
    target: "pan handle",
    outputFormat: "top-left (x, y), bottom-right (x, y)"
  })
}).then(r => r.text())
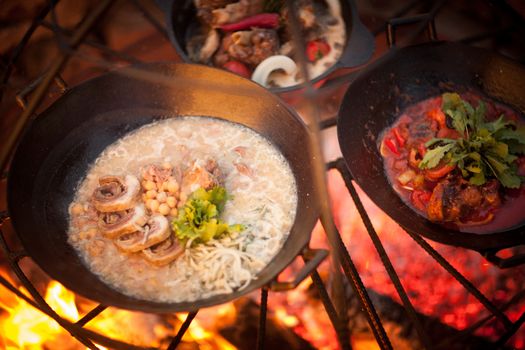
top-left (337, 0), bottom-right (375, 68)
top-left (481, 247), bottom-right (525, 269)
top-left (386, 14), bottom-right (437, 48)
top-left (16, 74), bottom-right (68, 110)
top-left (154, 0), bottom-right (173, 16)
top-left (269, 247), bottom-right (329, 292)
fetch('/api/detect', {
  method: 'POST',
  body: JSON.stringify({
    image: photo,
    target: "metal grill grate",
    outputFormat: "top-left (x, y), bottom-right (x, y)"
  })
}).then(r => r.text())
top-left (0, 1), bottom-right (524, 349)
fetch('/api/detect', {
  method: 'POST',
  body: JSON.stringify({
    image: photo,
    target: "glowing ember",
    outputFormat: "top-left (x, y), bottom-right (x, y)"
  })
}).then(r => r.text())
top-left (0, 170), bottom-right (523, 349)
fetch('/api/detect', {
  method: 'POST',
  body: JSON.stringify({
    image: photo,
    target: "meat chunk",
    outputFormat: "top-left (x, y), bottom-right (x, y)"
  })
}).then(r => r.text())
top-left (194, 0), bottom-right (237, 25)
top-left (180, 159), bottom-right (222, 199)
top-left (426, 176), bottom-right (501, 223)
top-left (92, 175), bottom-right (140, 212)
top-left (211, 0), bottom-right (264, 25)
top-left (215, 28), bottom-right (279, 67)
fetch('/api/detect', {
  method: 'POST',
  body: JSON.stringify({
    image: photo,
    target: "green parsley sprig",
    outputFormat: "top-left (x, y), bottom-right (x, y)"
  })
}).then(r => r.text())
top-left (419, 92), bottom-right (525, 188)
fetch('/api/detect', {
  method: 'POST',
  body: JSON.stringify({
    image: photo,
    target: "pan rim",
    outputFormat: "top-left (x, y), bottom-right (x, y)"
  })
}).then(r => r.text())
top-left (6, 62), bottom-right (320, 312)
top-left (336, 41), bottom-right (525, 252)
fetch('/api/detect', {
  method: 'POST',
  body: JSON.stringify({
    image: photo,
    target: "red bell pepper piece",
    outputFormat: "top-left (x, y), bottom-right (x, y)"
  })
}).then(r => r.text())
top-left (223, 61), bottom-right (251, 78)
top-left (411, 190), bottom-right (431, 211)
top-left (306, 40), bottom-right (331, 62)
top-left (219, 13), bottom-right (279, 31)
top-left (425, 163), bottom-right (456, 181)
top-left (384, 138), bottom-right (400, 156)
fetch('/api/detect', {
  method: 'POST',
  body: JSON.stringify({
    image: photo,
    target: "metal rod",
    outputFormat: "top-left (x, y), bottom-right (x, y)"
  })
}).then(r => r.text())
top-left (282, 2), bottom-right (362, 349)
top-left (0, 2), bottom-right (58, 103)
top-left (256, 287), bottom-right (269, 350)
top-left (311, 270), bottom-right (352, 349)
top-left (494, 312), bottom-right (525, 347)
top-left (167, 311), bottom-right (198, 350)
top-left (335, 159), bottom-right (432, 349)
top-left (435, 289), bottom-right (525, 349)
top-left (0, 251), bottom-right (99, 349)
top-left (130, 0), bottom-right (170, 40)
top-left (40, 20), bottom-right (143, 64)
top-left (403, 227), bottom-right (513, 328)
top-left (0, 0), bottom-right (114, 174)
top-left (76, 304), bottom-right (108, 327)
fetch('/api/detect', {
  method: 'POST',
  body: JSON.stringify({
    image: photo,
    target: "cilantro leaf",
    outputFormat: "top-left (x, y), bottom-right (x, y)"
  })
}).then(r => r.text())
top-left (419, 92), bottom-right (524, 189)
top-left (419, 143), bottom-right (455, 169)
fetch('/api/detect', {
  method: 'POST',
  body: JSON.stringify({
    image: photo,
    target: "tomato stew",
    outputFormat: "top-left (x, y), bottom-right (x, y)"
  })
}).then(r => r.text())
top-left (380, 93), bottom-right (525, 233)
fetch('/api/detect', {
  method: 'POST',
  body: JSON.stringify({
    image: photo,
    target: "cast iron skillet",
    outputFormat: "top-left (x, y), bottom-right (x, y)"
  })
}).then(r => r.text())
top-left (7, 63), bottom-right (322, 313)
top-left (337, 41), bottom-right (525, 253)
top-left (155, 0), bottom-right (374, 94)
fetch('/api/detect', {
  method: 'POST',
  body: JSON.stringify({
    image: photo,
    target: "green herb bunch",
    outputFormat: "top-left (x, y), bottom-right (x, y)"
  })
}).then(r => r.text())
top-left (171, 186), bottom-right (244, 244)
top-left (419, 93), bottom-right (525, 188)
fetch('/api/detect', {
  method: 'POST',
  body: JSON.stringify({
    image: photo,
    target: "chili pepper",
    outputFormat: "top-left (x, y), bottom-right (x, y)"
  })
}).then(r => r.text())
top-left (384, 138), bottom-right (400, 156)
top-left (306, 40), bottom-right (331, 62)
top-left (219, 13), bottom-right (279, 31)
top-left (223, 61), bottom-right (251, 78)
top-left (392, 127), bottom-right (406, 147)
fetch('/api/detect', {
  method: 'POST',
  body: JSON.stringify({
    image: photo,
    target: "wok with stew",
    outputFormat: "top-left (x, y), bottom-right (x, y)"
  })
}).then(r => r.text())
top-left (338, 42), bottom-right (525, 254)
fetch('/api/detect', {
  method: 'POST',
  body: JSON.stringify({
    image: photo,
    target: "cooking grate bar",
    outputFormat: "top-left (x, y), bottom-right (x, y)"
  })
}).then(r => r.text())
top-left (39, 20), bottom-right (143, 65)
top-left (311, 269), bottom-right (352, 349)
top-left (130, 0), bottom-right (170, 40)
top-left (333, 158), bottom-right (432, 349)
top-left (0, 230), bottom-right (100, 350)
top-left (0, 1), bottom-right (58, 105)
top-left (256, 287), bottom-right (269, 350)
top-left (495, 312), bottom-right (525, 347)
top-left (435, 289), bottom-right (525, 349)
top-left (76, 304), bottom-right (108, 327)
top-left (402, 224), bottom-right (513, 328)
top-left (167, 310), bottom-right (199, 350)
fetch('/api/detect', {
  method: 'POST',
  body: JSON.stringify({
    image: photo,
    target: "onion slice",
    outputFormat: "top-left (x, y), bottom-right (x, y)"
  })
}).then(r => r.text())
top-left (251, 55), bottom-right (297, 87)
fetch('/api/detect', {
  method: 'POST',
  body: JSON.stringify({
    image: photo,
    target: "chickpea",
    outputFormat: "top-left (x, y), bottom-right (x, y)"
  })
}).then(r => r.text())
top-left (144, 180), bottom-right (156, 191)
top-left (166, 196), bottom-right (177, 208)
top-left (158, 203), bottom-right (170, 216)
top-left (162, 162), bottom-right (172, 170)
top-left (146, 190), bottom-right (157, 199)
top-left (149, 199), bottom-right (160, 212)
top-left (71, 203), bottom-right (84, 215)
top-left (157, 191), bottom-right (167, 203)
top-left (170, 208), bottom-right (178, 217)
top-left (167, 181), bottom-right (179, 194)
top-left (161, 181), bottom-right (170, 191)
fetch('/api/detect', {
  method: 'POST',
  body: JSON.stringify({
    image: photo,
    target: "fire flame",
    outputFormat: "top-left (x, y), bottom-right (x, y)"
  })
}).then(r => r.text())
top-left (0, 280), bottom-right (75, 349)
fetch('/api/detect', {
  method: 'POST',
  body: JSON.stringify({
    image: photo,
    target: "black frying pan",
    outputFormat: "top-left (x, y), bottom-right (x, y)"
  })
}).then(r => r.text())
top-left (7, 63), bottom-right (323, 313)
top-left (337, 42), bottom-right (525, 254)
top-left (156, 0), bottom-right (375, 94)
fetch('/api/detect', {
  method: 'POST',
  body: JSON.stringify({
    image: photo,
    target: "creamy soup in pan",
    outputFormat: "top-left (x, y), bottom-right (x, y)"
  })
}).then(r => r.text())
top-left (68, 117), bottom-right (297, 303)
